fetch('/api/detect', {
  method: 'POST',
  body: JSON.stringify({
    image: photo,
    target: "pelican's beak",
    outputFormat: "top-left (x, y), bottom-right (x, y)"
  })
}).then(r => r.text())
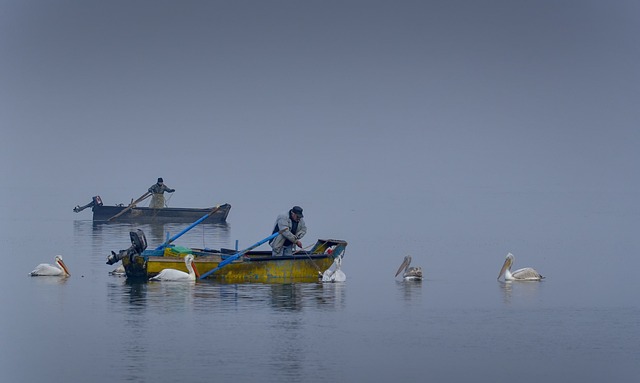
top-left (395, 257), bottom-right (409, 277)
top-left (497, 257), bottom-right (511, 280)
top-left (192, 260), bottom-right (200, 279)
top-left (58, 259), bottom-right (71, 276)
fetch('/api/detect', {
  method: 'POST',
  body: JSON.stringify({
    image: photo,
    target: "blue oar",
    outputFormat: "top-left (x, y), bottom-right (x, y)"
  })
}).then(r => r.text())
top-left (199, 230), bottom-right (283, 280)
top-left (155, 205), bottom-right (223, 251)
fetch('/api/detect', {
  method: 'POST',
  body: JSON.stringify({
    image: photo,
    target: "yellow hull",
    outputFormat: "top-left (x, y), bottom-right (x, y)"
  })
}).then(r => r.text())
top-left (122, 239), bottom-right (348, 283)
top-left (146, 255), bottom-right (335, 283)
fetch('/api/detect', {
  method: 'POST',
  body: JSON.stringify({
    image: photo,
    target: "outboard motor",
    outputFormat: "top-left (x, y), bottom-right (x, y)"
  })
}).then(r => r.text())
top-left (73, 196), bottom-right (103, 213)
top-left (106, 229), bottom-right (147, 265)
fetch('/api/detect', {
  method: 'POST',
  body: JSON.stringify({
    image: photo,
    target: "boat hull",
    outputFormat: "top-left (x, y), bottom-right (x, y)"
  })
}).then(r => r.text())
top-left (92, 203), bottom-right (231, 223)
top-left (122, 239), bottom-right (347, 283)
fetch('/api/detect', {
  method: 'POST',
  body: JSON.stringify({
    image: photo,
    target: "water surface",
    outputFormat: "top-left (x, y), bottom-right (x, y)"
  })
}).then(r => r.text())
top-left (1, 191), bottom-right (638, 382)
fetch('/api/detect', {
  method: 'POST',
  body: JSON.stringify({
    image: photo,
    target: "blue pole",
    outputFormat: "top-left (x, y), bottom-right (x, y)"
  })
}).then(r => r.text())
top-left (199, 231), bottom-right (281, 280)
top-left (155, 205), bottom-right (222, 250)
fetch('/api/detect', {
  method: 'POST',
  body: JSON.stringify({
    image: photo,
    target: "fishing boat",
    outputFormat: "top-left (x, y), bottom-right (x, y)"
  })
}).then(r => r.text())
top-left (73, 195), bottom-right (231, 223)
top-left (108, 229), bottom-right (347, 283)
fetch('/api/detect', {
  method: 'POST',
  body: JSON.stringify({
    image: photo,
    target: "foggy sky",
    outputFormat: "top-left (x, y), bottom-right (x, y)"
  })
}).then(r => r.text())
top-left (1, 0), bottom-right (639, 222)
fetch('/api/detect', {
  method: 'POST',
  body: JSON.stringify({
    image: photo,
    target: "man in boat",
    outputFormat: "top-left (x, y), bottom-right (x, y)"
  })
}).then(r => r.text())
top-left (148, 178), bottom-right (175, 208)
top-left (270, 206), bottom-right (307, 257)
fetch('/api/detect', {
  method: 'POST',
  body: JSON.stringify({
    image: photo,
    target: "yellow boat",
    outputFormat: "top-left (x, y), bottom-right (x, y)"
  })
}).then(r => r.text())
top-left (120, 237), bottom-right (347, 283)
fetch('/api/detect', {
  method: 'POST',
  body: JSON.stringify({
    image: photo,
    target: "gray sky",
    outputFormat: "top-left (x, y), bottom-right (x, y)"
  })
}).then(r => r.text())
top-left (1, 0), bottom-right (638, 222)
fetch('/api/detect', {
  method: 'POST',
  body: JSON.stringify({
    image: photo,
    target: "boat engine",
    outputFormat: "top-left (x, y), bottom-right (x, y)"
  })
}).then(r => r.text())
top-left (73, 196), bottom-right (103, 213)
top-left (106, 229), bottom-right (147, 265)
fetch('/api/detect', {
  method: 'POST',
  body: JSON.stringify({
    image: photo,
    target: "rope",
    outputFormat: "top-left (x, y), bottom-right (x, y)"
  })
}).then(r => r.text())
top-left (294, 243), bottom-right (324, 276)
top-left (164, 192), bottom-right (173, 207)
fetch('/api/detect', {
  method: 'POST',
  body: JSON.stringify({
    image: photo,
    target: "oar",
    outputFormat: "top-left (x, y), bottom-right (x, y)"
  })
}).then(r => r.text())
top-left (199, 230), bottom-right (284, 280)
top-left (107, 191), bottom-right (152, 221)
top-left (154, 205), bottom-right (224, 250)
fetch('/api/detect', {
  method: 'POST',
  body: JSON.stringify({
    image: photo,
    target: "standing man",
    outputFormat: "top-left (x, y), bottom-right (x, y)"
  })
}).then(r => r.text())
top-left (270, 206), bottom-right (307, 257)
top-left (148, 178), bottom-right (175, 208)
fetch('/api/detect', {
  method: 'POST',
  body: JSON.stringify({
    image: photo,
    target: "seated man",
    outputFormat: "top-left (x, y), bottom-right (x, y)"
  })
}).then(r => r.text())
top-left (269, 206), bottom-right (306, 257)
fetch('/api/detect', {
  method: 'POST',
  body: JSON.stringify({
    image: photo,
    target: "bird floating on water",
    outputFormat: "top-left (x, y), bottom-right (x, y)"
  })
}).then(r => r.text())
top-left (497, 253), bottom-right (544, 281)
top-left (109, 263), bottom-right (126, 276)
top-left (149, 254), bottom-right (199, 281)
top-left (322, 256), bottom-right (346, 282)
top-left (395, 255), bottom-right (422, 281)
top-left (29, 255), bottom-right (70, 277)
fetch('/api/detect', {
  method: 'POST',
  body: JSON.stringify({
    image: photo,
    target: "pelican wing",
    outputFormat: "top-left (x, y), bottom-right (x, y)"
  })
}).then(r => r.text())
top-left (511, 267), bottom-right (543, 280)
top-left (150, 255), bottom-right (197, 281)
top-left (29, 263), bottom-right (63, 276)
top-left (404, 266), bottom-right (423, 280)
top-left (150, 269), bottom-right (193, 281)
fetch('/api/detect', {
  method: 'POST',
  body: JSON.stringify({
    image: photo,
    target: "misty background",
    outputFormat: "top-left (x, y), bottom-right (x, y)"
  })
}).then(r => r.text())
top-left (1, 0), bottom-right (639, 278)
top-left (1, 2), bottom-right (640, 382)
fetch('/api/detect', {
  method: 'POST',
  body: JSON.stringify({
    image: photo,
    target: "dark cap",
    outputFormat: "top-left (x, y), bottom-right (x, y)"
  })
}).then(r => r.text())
top-left (291, 206), bottom-right (303, 217)
top-left (157, 178), bottom-right (164, 183)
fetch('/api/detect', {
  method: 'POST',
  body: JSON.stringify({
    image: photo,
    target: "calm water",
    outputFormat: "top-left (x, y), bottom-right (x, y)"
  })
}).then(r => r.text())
top-left (1, 191), bottom-right (639, 382)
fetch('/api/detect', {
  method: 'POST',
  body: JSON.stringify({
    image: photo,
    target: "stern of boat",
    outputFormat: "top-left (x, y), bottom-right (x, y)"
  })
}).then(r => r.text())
top-left (310, 239), bottom-right (348, 258)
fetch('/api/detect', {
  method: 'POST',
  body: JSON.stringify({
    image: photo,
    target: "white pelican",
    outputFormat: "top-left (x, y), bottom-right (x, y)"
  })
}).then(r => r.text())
top-left (149, 254), bottom-right (199, 281)
top-left (109, 263), bottom-right (126, 276)
top-left (322, 256), bottom-right (346, 282)
top-left (395, 255), bottom-right (422, 280)
top-left (497, 253), bottom-right (544, 281)
top-left (29, 255), bottom-right (70, 277)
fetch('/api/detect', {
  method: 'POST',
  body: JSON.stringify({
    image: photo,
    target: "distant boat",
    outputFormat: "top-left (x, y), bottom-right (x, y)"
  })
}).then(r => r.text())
top-left (73, 195), bottom-right (230, 223)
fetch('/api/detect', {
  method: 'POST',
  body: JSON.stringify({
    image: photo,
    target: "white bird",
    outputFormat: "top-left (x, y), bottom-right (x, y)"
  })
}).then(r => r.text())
top-left (497, 253), bottom-right (544, 281)
top-left (109, 263), bottom-right (126, 276)
top-left (322, 256), bottom-right (346, 282)
top-left (29, 255), bottom-right (70, 277)
top-left (149, 254), bottom-right (199, 281)
top-left (395, 255), bottom-right (423, 280)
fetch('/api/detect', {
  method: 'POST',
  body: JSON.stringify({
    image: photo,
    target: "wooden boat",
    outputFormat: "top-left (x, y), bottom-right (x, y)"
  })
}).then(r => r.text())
top-left (74, 195), bottom-right (231, 223)
top-left (116, 233), bottom-right (347, 283)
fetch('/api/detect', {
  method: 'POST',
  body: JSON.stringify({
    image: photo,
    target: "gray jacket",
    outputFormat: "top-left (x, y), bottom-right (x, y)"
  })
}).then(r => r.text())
top-left (148, 183), bottom-right (175, 208)
top-left (270, 212), bottom-right (307, 252)
top-left (148, 183), bottom-right (175, 194)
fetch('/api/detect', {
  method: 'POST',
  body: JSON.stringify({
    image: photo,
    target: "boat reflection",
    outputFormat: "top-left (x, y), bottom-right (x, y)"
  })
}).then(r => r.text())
top-left (107, 278), bottom-right (347, 314)
top-left (73, 220), bottom-right (231, 251)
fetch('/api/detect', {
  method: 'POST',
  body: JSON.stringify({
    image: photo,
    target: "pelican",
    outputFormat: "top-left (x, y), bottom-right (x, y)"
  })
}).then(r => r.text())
top-left (109, 263), bottom-right (126, 276)
top-left (149, 254), bottom-right (199, 281)
top-left (395, 255), bottom-right (422, 280)
top-left (322, 256), bottom-right (346, 282)
top-left (497, 253), bottom-right (544, 281)
top-left (29, 255), bottom-right (70, 277)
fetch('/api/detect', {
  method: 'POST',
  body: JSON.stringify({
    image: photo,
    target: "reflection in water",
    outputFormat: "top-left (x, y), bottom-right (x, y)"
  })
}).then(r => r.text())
top-left (316, 282), bottom-right (347, 310)
top-left (192, 281), bottom-right (347, 312)
top-left (498, 280), bottom-right (543, 305)
top-left (107, 279), bottom-right (347, 315)
top-left (105, 279), bottom-right (149, 383)
top-left (30, 275), bottom-right (71, 286)
top-left (73, 220), bottom-right (231, 252)
top-left (108, 279), bottom-right (199, 313)
top-left (268, 283), bottom-right (348, 312)
top-left (270, 283), bottom-right (303, 311)
top-left (107, 279), bottom-right (148, 310)
top-left (396, 279), bottom-right (423, 303)
top-left (268, 314), bottom-right (305, 382)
